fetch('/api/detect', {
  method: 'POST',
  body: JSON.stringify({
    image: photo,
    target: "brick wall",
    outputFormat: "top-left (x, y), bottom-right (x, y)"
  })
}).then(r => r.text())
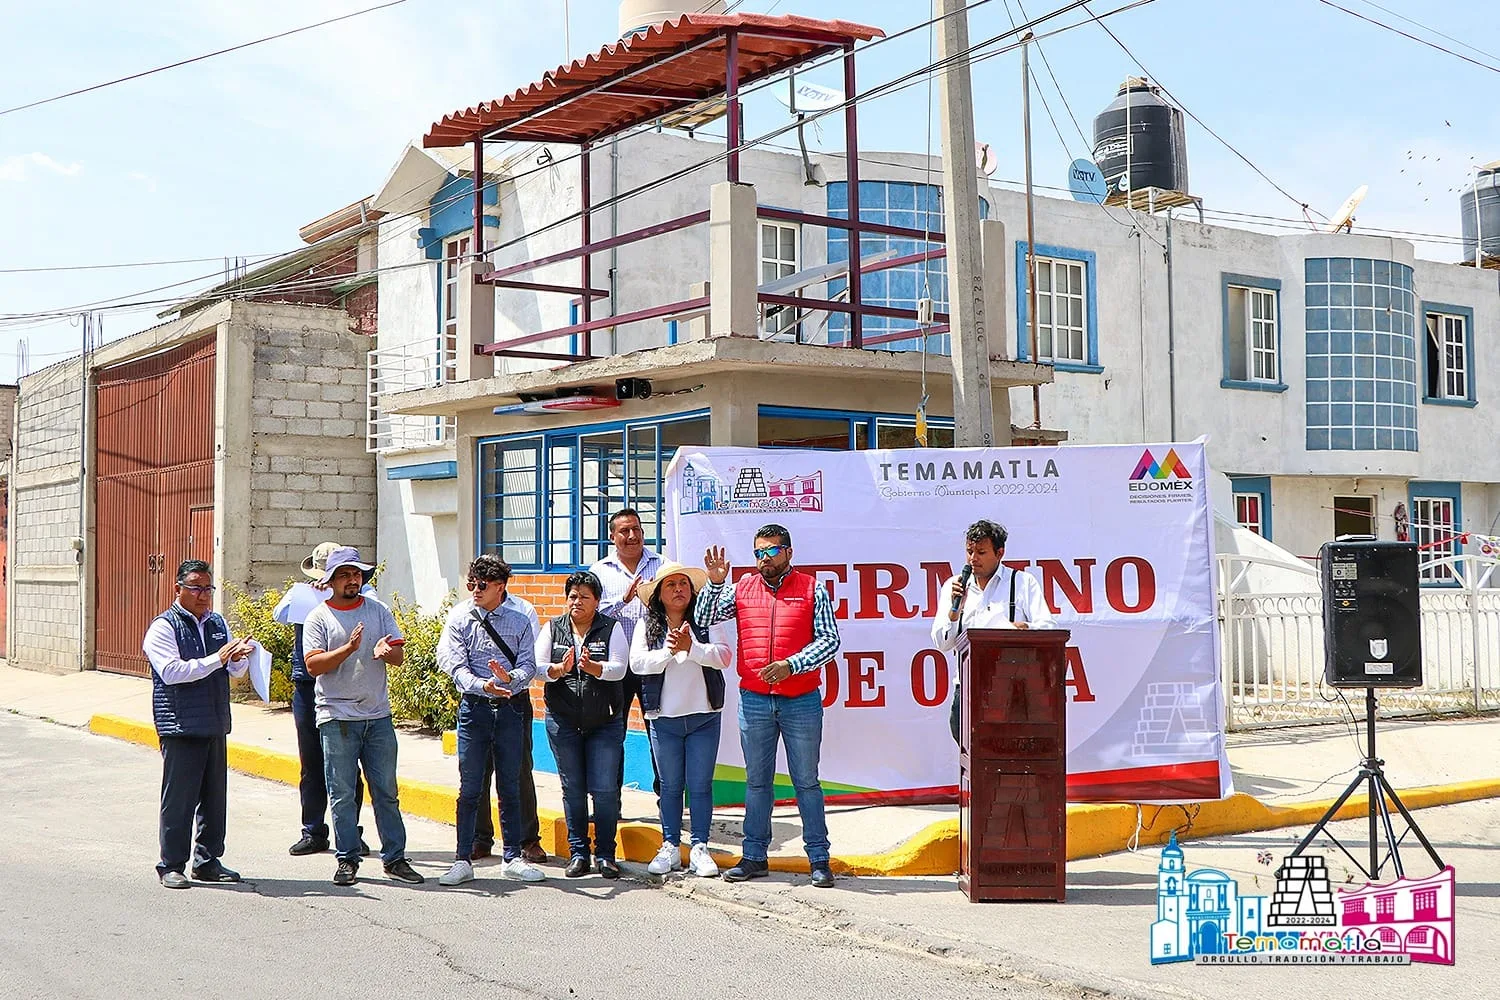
top-left (8, 359), bottom-right (85, 671)
top-left (246, 312), bottom-right (377, 589)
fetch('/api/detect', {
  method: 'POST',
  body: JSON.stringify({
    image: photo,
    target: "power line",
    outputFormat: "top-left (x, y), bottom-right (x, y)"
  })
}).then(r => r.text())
top-left (1317, 0), bottom-right (1500, 75)
top-left (1080, 1), bottom-right (1318, 216)
top-left (0, 0), bottom-right (415, 117)
top-left (1353, 0), bottom-right (1500, 65)
top-left (0, 255), bottom-right (279, 275)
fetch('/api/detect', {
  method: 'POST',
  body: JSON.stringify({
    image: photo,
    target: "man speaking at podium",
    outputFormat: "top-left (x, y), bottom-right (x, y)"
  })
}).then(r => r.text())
top-left (930, 519), bottom-right (1056, 743)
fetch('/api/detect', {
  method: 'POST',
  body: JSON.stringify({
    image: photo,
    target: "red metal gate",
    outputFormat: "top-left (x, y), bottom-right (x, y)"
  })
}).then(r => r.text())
top-left (94, 336), bottom-right (216, 676)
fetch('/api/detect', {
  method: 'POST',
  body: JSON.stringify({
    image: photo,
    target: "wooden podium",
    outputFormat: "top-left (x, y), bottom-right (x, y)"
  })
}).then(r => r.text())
top-left (956, 627), bottom-right (1071, 902)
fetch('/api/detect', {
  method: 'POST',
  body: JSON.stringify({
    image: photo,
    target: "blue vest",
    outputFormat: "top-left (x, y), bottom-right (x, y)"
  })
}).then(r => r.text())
top-left (638, 618), bottom-right (726, 714)
top-left (151, 605), bottom-right (233, 738)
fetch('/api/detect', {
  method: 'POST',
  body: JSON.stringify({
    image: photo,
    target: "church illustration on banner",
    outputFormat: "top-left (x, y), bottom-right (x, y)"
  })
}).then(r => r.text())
top-left (1150, 832), bottom-right (1266, 963)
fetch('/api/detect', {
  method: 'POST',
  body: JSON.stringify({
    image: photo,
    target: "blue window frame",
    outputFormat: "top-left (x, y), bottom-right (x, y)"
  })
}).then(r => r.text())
top-left (1221, 274), bottom-right (1286, 391)
top-left (1014, 242), bottom-right (1101, 372)
top-left (477, 410), bottom-right (710, 571)
top-left (757, 405), bottom-right (956, 450)
top-left (1227, 475), bottom-right (1273, 540)
top-left (1407, 480), bottom-right (1463, 586)
top-left (1419, 302), bottom-right (1477, 407)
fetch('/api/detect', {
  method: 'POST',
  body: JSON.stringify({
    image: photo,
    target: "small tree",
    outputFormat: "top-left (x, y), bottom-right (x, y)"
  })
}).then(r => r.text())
top-left (223, 582), bottom-right (297, 704)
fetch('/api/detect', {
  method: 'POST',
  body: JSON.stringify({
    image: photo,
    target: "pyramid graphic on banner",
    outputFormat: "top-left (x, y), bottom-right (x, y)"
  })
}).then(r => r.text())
top-left (733, 467), bottom-right (768, 499)
top-left (1131, 682), bottom-right (1212, 758)
top-left (1267, 855), bottom-right (1336, 926)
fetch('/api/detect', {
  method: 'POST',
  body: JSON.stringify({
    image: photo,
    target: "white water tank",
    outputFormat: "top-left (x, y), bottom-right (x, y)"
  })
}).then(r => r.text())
top-left (619, 1), bottom-right (727, 38)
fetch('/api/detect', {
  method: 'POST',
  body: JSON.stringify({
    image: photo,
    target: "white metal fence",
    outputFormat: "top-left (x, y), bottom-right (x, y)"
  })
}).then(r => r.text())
top-left (366, 338), bottom-right (455, 452)
top-left (1219, 553), bottom-right (1500, 729)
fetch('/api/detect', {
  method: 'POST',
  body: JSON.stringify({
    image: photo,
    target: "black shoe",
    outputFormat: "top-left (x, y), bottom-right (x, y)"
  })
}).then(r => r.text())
top-left (289, 834), bottom-right (328, 856)
top-left (159, 871), bottom-right (191, 890)
top-left (724, 859), bottom-right (770, 883)
top-left (359, 838), bottom-right (372, 858)
top-left (191, 861), bottom-right (241, 883)
top-left (333, 860), bottom-right (358, 886)
top-left (596, 858), bottom-right (621, 880)
top-left (521, 839), bottom-right (547, 865)
top-left (384, 858), bottom-right (425, 884)
top-left (471, 842), bottom-right (494, 860)
top-left (565, 855), bottom-right (591, 878)
top-left (810, 866), bottom-right (835, 889)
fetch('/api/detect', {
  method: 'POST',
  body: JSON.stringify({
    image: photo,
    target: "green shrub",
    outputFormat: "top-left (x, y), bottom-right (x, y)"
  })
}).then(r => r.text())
top-left (388, 592), bottom-right (459, 732)
top-left (224, 582), bottom-right (297, 704)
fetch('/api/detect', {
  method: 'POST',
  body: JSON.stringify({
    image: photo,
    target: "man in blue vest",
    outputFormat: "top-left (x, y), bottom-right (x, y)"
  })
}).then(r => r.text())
top-left (142, 560), bottom-right (256, 889)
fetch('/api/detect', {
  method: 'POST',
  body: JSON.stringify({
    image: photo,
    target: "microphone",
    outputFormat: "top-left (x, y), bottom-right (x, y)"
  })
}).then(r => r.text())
top-left (952, 564), bottom-right (973, 617)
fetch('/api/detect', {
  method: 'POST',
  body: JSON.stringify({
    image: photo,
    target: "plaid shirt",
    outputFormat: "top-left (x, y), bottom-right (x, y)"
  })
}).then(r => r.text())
top-left (696, 573), bottom-right (841, 675)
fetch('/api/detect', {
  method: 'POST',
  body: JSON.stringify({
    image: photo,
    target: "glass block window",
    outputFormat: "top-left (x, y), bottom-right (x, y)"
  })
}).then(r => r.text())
top-left (1303, 257), bottom-right (1418, 451)
top-left (826, 181), bottom-right (986, 354)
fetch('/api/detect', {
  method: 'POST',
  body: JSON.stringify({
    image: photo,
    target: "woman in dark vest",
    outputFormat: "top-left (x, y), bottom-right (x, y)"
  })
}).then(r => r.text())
top-left (629, 561), bottom-right (731, 878)
top-left (535, 570), bottom-right (630, 878)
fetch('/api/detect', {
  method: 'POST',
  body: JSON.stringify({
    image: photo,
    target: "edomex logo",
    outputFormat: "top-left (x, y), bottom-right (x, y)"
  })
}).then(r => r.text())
top-left (1128, 449), bottom-right (1194, 503)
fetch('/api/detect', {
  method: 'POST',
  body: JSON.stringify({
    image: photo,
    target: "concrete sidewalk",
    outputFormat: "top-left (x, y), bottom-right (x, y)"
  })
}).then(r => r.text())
top-left (4, 661), bottom-right (1499, 873)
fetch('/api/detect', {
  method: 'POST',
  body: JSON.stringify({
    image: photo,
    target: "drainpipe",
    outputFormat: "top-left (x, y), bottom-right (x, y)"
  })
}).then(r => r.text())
top-left (1166, 210), bottom-right (1177, 441)
top-left (610, 136), bottom-right (620, 354)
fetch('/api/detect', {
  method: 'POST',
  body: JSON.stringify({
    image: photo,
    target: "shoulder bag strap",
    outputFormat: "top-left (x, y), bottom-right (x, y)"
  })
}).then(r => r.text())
top-left (471, 608), bottom-right (518, 667)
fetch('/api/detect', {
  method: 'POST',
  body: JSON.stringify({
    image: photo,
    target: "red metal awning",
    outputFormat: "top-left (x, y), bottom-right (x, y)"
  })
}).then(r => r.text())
top-left (422, 13), bottom-right (883, 148)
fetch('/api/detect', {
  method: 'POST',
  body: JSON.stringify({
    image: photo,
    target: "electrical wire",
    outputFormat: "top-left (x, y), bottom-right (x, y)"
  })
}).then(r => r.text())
top-left (1316, 0), bottom-right (1500, 75)
top-left (1079, 1), bottom-right (1319, 217)
top-left (1350, 0), bottom-right (1500, 65)
top-left (0, 0), bottom-right (416, 117)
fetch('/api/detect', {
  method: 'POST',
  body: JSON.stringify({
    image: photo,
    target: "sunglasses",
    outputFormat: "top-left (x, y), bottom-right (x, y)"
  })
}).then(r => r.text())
top-left (753, 545), bottom-right (785, 561)
top-left (179, 584), bottom-right (216, 595)
top-left (466, 579), bottom-right (498, 592)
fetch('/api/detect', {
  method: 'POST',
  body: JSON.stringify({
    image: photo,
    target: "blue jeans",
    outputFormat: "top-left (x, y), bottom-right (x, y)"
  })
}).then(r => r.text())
top-left (455, 694), bottom-right (529, 862)
top-left (293, 678), bottom-right (363, 839)
top-left (546, 714), bottom-right (626, 861)
top-left (320, 715), bottom-right (406, 866)
top-left (650, 712), bottom-right (721, 847)
top-left (739, 689), bottom-right (829, 865)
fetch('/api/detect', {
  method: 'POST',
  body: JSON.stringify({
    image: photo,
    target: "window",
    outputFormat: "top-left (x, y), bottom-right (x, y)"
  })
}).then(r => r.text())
top-left (1303, 258), bottom-right (1418, 451)
top-left (758, 406), bottom-right (957, 451)
top-left (440, 236), bottom-right (470, 384)
top-left (1222, 275), bottom-right (1282, 388)
top-left (1333, 495), bottom-right (1375, 539)
top-left (1414, 888), bottom-right (1438, 919)
top-left (1016, 243), bottom-right (1099, 370)
top-left (1234, 494), bottom-right (1263, 536)
top-left (477, 412), bottom-right (710, 570)
top-left (1342, 898), bottom-right (1368, 921)
top-left (760, 221), bottom-right (800, 339)
top-left (1228, 476), bottom-right (1272, 540)
top-left (1422, 305), bottom-right (1475, 405)
top-left (1410, 481), bottom-right (1462, 584)
top-left (1375, 894), bottom-right (1395, 919)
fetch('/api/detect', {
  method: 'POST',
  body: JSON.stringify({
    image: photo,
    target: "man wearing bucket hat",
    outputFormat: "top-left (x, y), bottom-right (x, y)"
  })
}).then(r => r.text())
top-left (302, 546), bottom-right (423, 886)
top-left (276, 541), bottom-right (368, 858)
top-left (628, 561), bottom-right (731, 877)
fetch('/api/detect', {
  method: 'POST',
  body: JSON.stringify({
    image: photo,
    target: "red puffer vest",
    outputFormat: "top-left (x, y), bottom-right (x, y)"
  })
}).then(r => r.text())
top-left (733, 569), bottom-right (824, 697)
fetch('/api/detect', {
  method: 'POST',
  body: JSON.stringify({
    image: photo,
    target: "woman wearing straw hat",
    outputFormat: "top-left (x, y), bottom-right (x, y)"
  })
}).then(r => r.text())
top-left (629, 561), bottom-right (731, 877)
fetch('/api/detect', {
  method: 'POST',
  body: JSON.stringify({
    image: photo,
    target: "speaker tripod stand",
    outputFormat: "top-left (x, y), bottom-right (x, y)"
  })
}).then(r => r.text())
top-left (1288, 687), bottom-right (1445, 880)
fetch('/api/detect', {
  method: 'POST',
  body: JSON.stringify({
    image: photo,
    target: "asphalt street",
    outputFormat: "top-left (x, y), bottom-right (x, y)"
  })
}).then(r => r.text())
top-left (0, 712), bottom-right (1067, 1000)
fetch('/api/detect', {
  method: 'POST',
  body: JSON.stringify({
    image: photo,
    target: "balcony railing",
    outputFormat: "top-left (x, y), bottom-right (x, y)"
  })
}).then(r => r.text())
top-left (366, 337), bottom-right (455, 453)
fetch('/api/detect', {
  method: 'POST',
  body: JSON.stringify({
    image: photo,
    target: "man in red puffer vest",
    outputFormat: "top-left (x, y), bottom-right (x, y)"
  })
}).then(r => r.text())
top-left (695, 523), bottom-right (841, 888)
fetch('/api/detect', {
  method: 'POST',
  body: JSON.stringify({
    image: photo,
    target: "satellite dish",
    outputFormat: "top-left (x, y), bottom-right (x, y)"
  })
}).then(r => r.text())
top-left (975, 141), bottom-right (998, 177)
top-left (1325, 184), bottom-right (1369, 234)
top-left (774, 80), bottom-right (843, 114)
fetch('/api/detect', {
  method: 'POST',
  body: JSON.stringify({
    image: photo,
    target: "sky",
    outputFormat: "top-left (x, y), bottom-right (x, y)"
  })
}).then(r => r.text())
top-left (2, 0), bottom-right (1498, 383)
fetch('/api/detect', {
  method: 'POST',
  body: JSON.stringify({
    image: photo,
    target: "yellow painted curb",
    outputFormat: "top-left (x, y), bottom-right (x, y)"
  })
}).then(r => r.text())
top-left (87, 714), bottom-right (1500, 875)
top-left (441, 730), bottom-right (456, 756)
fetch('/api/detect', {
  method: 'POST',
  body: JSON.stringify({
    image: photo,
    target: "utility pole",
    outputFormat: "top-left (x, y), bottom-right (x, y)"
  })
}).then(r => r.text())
top-left (935, 0), bottom-right (994, 447)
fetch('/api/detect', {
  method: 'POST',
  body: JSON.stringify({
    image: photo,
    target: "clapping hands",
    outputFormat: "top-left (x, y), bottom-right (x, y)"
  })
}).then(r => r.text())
top-left (667, 624), bottom-right (693, 655)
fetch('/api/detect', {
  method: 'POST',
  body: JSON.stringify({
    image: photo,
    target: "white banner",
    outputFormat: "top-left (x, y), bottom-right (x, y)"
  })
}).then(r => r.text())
top-left (666, 442), bottom-right (1229, 803)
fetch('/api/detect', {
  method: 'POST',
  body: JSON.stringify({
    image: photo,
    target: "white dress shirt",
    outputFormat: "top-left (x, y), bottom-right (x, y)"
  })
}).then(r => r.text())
top-left (590, 547), bottom-right (661, 644)
top-left (628, 621), bottom-right (732, 719)
top-left (534, 617), bottom-right (630, 682)
top-left (930, 566), bottom-right (1057, 652)
top-left (142, 606), bottom-right (249, 685)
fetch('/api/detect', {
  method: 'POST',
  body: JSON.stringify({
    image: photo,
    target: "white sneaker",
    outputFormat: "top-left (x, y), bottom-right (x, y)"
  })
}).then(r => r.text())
top-left (502, 858), bottom-right (546, 882)
top-left (438, 860), bottom-right (474, 886)
top-left (648, 843), bottom-right (682, 875)
top-left (689, 843), bottom-right (719, 878)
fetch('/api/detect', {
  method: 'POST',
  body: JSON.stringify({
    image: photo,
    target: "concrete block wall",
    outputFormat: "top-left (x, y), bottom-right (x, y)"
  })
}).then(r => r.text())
top-left (8, 359), bottom-right (85, 672)
top-left (245, 308), bottom-right (377, 589)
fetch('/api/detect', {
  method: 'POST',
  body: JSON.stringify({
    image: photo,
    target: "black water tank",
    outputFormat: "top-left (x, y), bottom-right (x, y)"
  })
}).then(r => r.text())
top-left (1459, 167), bottom-right (1500, 261)
top-left (1092, 77), bottom-right (1189, 196)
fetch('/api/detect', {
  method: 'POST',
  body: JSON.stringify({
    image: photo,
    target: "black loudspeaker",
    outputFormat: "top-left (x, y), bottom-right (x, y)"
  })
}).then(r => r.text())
top-left (1320, 539), bottom-right (1423, 688)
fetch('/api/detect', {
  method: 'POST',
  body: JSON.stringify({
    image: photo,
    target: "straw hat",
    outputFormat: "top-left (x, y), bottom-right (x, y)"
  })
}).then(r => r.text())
top-left (301, 540), bottom-right (347, 580)
top-left (637, 561), bottom-right (709, 606)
